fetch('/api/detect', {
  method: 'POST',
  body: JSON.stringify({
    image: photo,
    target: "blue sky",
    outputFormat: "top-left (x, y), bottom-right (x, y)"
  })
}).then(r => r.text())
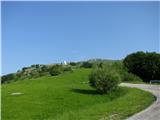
top-left (2, 1), bottom-right (159, 75)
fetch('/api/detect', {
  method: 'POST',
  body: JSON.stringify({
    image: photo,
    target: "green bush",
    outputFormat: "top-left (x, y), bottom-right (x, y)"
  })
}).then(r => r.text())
top-left (22, 67), bottom-right (29, 71)
top-left (123, 51), bottom-right (160, 82)
top-left (122, 72), bottom-right (143, 82)
top-left (89, 67), bottom-right (120, 94)
top-left (1, 73), bottom-right (17, 83)
top-left (81, 62), bottom-right (93, 68)
top-left (69, 62), bottom-right (77, 66)
top-left (49, 64), bottom-right (63, 76)
top-left (41, 65), bottom-right (49, 72)
top-left (30, 70), bottom-right (41, 78)
top-left (63, 66), bottom-right (72, 72)
top-left (49, 65), bottom-right (73, 76)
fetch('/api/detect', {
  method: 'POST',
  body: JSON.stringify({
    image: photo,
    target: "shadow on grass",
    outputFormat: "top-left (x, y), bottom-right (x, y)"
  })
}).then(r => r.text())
top-left (71, 88), bottom-right (100, 95)
top-left (71, 87), bottom-right (128, 99)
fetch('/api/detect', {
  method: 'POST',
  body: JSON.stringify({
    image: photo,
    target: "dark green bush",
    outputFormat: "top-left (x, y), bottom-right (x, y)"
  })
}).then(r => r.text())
top-left (123, 51), bottom-right (160, 82)
top-left (22, 67), bottom-right (29, 71)
top-left (30, 70), bottom-right (41, 78)
top-left (89, 67), bottom-right (120, 94)
top-left (1, 73), bottom-right (17, 83)
top-left (81, 62), bottom-right (93, 68)
top-left (69, 62), bottom-right (77, 66)
top-left (41, 65), bottom-right (49, 72)
top-left (63, 66), bottom-right (72, 72)
top-left (49, 64), bottom-right (63, 76)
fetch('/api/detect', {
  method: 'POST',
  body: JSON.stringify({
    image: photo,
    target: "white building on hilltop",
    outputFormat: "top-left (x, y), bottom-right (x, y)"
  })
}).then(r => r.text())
top-left (63, 61), bottom-right (67, 65)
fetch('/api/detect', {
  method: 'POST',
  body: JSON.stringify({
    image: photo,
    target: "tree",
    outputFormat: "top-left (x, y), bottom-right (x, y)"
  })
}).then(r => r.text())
top-left (123, 51), bottom-right (160, 82)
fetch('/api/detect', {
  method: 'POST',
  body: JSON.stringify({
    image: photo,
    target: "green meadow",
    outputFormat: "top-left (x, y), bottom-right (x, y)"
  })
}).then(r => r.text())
top-left (2, 68), bottom-right (155, 120)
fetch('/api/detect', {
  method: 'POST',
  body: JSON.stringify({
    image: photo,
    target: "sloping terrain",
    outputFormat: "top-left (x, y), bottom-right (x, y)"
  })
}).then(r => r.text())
top-left (2, 69), bottom-right (155, 120)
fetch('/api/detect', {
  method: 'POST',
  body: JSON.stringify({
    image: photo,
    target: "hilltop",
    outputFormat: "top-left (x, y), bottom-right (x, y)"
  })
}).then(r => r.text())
top-left (2, 59), bottom-right (121, 84)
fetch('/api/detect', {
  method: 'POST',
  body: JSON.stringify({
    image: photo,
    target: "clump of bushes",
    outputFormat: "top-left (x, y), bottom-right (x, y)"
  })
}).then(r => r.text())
top-left (69, 62), bottom-right (77, 66)
top-left (63, 66), bottom-right (73, 72)
top-left (89, 61), bottom-right (143, 93)
top-left (122, 72), bottom-right (143, 82)
top-left (89, 67), bottom-right (120, 94)
top-left (81, 61), bottom-right (93, 68)
top-left (2, 64), bottom-right (73, 84)
top-left (109, 62), bottom-right (143, 82)
top-left (49, 64), bottom-right (63, 76)
top-left (1, 73), bottom-right (17, 84)
top-left (49, 64), bottom-right (73, 76)
top-left (123, 51), bottom-right (160, 82)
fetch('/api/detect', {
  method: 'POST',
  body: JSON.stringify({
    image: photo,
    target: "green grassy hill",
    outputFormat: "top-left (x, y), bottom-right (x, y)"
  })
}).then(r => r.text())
top-left (2, 68), bottom-right (155, 120)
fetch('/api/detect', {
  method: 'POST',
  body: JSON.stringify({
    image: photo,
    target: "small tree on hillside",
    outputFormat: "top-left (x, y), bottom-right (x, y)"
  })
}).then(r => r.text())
top-left (89, 67), bottom-right (120, 94)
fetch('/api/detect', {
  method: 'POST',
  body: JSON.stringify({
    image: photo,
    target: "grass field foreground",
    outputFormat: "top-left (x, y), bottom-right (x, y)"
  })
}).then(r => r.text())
top-left (2, 69), bottom-right (155, 120)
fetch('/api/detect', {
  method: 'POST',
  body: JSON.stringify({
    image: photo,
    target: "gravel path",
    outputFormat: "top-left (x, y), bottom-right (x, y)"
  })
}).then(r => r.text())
top-left (120, 83), bottom-right (160, 120)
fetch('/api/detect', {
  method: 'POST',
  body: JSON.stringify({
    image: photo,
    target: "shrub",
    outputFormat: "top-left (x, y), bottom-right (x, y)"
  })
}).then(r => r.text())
top-left (122, 72), bottom-right (143, 82)
top-left (69, 62), bottom-right (77, 66)
top-left (89, 67), bottom-right (120, 94)
top-left (81, 62), bottom-right (93, 68)
top-left (29, 70), bottom-right (41, 78)
top-left (41, 65), bottom-right (49, 72)
top-left (22, 67), bottom-right (29, 71)
top-left (123, 51), bottom-right (160, 82)
top-left (1, 73), bottom-right (17, 83)
top-left (49, 64), bottom-right (63, 76)
top-left (31, 64), bottom-right (36, 67)
top-left (63, 66), bottom-right (72, 72)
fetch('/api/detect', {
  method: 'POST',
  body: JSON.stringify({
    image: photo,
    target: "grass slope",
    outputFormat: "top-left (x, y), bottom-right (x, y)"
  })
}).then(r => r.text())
top-left (2, 69), bottom-right (155, 120)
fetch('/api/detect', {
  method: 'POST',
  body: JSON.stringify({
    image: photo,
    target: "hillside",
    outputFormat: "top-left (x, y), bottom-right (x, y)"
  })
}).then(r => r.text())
top-left (1, 59), bottom-right (122, 84)
top-left (2, 68), bottom-right (155, 120)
